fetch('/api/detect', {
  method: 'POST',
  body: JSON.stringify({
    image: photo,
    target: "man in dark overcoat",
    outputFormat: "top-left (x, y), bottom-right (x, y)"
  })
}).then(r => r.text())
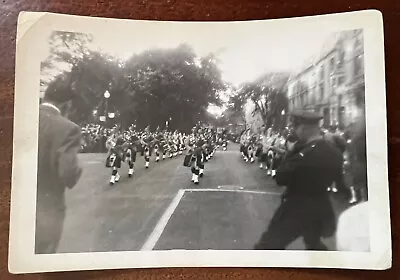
top-left (35, 71), bottom-right (82, 254)
top-left (254, 110), bottom-right (345, 250)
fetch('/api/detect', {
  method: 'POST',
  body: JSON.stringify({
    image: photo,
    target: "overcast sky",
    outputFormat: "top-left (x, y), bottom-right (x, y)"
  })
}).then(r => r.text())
top-left (87, 25), bottom-right (336, 87)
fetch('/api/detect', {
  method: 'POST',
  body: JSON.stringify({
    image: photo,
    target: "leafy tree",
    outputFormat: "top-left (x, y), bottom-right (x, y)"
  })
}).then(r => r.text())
top-left (123, 44), bottom-right (225, 132)
top-left (41, 34), bottom-right (226, 132)
top-left (232, 72), bottom-right (289, 132)
top-left (40, 31), bottom-right (93, 94)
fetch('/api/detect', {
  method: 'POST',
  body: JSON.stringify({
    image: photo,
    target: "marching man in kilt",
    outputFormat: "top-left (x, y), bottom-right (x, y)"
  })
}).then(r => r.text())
top-left (248, 134), bottom-right (258, 163)
top-left (239, 131), bottom-right (248, 161)
top-left (106, 135), bottom-right (125, 185)
top-left (154, 142), bottom-right (160, 162)
top-left (191, 139), bottom-right (207, 184)
top-left (268, 131), bottom-right (287, 177)
top-left (173, 133), bottom-right (180, 157)
top-left (153, 138), bottom-right (161, 163)
top-left (124, 134), bottom-right (138, 177)
top-left (256, 134), bottom-right (266, 169)
top-left (161, 134), bottom-right (169, 160)
top-left (168, 137), bottom-right (175, 158)
top-left (205, 137), bottom-right (215, 161)
top-left (154, 131), bottom-right (167, 162)
top-left (141, 132), bottom-right (153, 169)
top-left (183, 140), bottom-right (195, 181)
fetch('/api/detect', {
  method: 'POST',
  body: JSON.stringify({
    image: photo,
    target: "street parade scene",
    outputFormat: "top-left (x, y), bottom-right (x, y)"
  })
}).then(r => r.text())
top-left (35, 29), bottom-right (368, 254)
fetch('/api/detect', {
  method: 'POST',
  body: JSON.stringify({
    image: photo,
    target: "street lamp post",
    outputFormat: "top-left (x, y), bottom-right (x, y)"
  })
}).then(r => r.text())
top-left (100, 90), bottom-right (111, 124)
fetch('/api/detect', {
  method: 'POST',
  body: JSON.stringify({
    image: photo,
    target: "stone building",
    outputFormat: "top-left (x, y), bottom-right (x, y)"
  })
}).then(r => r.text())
top-left (287, 30), bottom-right (365, 129)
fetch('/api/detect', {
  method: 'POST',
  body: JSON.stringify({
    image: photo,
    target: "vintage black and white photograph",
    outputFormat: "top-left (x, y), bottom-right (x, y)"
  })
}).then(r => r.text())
top-left (9, 10), bottom-right (390, 273)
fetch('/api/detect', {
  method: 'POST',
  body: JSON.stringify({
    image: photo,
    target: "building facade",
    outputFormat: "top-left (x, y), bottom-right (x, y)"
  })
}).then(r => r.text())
top-left (287, 30), bottom-right (365, 129)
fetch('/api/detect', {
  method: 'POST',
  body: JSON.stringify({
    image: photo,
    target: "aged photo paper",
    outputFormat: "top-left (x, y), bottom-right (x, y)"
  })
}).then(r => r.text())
top-left (9, 10), bottom-right (390, 273)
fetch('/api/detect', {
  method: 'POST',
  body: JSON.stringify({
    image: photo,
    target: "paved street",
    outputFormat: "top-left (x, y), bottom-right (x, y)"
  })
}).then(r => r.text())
top-left (57, 143), bottom-right (348, 253)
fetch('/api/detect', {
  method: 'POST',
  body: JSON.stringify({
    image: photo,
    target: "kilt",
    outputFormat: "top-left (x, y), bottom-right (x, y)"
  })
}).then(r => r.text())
top-left (259, 152), bottom-right (268, 163)
top-left (105, 152), bottom-right (122, 168)
top-left (255, 146), bottom-right (262, 157)
top-left (124, 148), bottom-right (137, 162)
top-left (144, 147), bottom-right (151, 157)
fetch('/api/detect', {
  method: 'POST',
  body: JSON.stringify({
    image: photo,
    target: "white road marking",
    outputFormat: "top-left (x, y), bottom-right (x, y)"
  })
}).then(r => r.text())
top-left (218, 185), bottom-right (245, 190)
top-left (86, 160), bottom-right (102, 164)
top-left (140, 189), bottom-right (186, 251)
top-left (216, 151), bottom-right (239, 154)
top-left (141, 187), bottom-right (280, 251)
top-left (185, 188), bottom-right (281, 196)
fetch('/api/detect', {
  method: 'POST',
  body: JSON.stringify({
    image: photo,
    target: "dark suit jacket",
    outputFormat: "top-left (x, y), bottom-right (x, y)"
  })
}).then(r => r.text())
top-left (36, 104), bottom-right (82, 213)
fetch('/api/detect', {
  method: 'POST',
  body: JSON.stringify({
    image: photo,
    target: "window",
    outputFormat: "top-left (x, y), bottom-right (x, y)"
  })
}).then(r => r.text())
top-left (310, 87), bottom-right (315, 104)
top-left (319, 82), bottom-right (325, 100)
top-left (354, 54), bottom-right (364, 78)
top-left (304, 91), bottom-right (309, 106)
top-left (319, 66), bottom-right (324, 80)
top-left (319, 66), bottom-right (325, 100)
top-left (330, 57), bottom-right (335, 73)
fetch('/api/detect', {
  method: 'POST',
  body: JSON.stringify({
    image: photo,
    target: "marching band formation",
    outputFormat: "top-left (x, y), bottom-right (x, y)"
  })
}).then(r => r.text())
top-left (103, 124), bottom-right (228, 185)
top-left (89, 118), bottom-right (364, 206)
top-left (88, 118), bottom-right (362, 204)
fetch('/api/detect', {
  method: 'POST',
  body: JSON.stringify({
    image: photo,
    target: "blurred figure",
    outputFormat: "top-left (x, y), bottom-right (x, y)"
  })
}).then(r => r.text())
top-left (347, 119), bottom-right (368, 203)
top-left (190, 139), bottom-right (206, 184)
top-left (268, 131), bottom-right (287, 178)
top-left (322, 125), bottom-right (347, 193)
top-left (36, 71), bottom-right (82, 254)
top-left (254, 110), bottom-right (345, 250)
top-left (336, 118), bottom-right (369, 251)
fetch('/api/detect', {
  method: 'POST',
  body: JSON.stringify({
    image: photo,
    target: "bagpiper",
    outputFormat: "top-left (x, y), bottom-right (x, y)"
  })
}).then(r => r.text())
top-left (141, 132), bottom-right (154, 169)
top-left (167, 136), bottom-right (176, 158)
top-left (190, 139), bottom-right (207, 184)
top-left (124, 134), bottom-right (139, 177)
top-left (154, 131), bottom-right (166, 162)
top-left (268, 130), bottom-right (288, 177)
top-left (256, 134), bottom-right (266, 169)
top-left (246, 134), bottom-right (257, 163)
top-left (239, 131), bottom-right (248, 161)
top-left (106, 135), bottom-right (125, 185)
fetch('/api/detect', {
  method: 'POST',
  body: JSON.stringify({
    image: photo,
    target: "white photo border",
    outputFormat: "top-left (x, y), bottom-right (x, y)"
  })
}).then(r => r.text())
top-left (9, 10), bottom-right (390, 273)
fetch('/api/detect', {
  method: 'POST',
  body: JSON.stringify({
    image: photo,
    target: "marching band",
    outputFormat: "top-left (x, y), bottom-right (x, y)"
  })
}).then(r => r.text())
top-left (103, 124), bottom-right (222, 186)
top-left (96, 118), bottom-right (362, 205)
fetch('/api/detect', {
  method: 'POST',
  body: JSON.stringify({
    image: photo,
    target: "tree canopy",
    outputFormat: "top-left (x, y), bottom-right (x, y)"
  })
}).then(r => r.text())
top-left (229, 72), bottom-right (290, 131)
top-left (41, 32), bottom-right (226, 132)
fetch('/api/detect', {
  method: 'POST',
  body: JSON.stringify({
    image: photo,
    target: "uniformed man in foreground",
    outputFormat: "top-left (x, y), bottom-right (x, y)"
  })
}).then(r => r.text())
top-left (254, 110), bottom-right (346, 250)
